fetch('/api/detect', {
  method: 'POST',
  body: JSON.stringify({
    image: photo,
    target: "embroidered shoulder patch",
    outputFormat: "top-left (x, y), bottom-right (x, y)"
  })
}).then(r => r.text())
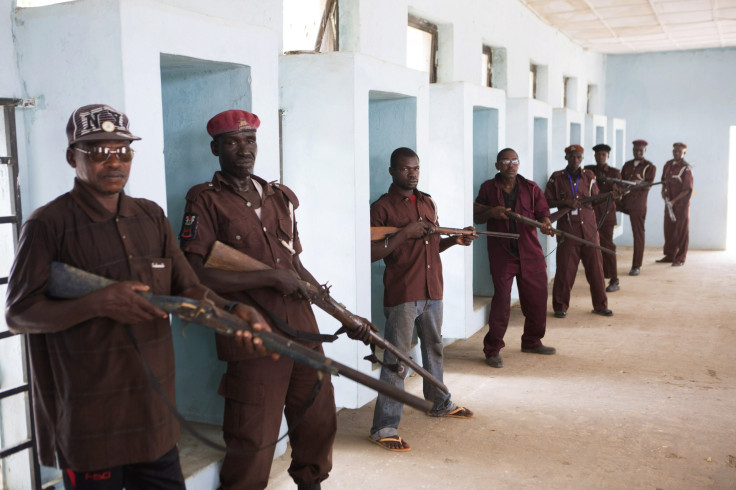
top-left (179, 212), bottom-right (199, 240)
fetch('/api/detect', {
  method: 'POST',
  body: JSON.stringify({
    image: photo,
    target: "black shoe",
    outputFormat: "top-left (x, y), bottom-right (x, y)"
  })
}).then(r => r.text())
top-left (592, 308), bottom-right (614, 316)
top-left (605, 279), bottom-right (620, 292)
top-left (672, 261), bottom-right (684, 267)
top-left (298, 484), bottom-right (321, 490)
top-left (554, 311), bottom-right (567, 318)
top-left (485, 354), bottom-right (503, 368)
top-left (521, 345), bottom-right (556, 355)
top-left (629, 267), bottom-right (640, 276)
top-left (656, 257), bottom-right (673, 263)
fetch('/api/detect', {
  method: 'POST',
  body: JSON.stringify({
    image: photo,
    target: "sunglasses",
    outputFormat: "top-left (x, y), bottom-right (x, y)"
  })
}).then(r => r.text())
top-left (74, 146), bottom-right (135, 163)
top-left (498, 158), bottom-right (520, 166)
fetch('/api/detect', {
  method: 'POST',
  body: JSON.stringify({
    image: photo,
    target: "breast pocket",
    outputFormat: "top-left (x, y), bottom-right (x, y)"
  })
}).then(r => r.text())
top-left (224, 218), bottom-right (263, 253)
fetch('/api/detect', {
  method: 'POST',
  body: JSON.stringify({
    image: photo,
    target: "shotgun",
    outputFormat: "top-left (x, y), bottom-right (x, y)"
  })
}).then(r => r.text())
top-left (371, 226), bottom-right (518, 241)
top-left (46, 262), bottom-right (433, 413)
top-left (204, 241), bottom-right (449, 394)
top-left (505, 211), bottom-right (617, 256)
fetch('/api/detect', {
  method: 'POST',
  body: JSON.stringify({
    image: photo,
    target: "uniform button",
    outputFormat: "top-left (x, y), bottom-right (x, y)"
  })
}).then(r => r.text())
top-left (425, 240), bottom-right (429, 245)
top-left (276, 258), bottom-right (281, 263)
top-left (128, 254), bottom-right (133, 259)
top-left (246, 202), bottom-right (252, 207)
top-left (208, 183), bottom-right (213, 187)
top-left (236, 235), bottom-right (241, 240)
top-left (263, 227), bottom-right (267, 232)
top-left (122, 235), bottom-right (126, 240)
top-left (115, 217), bottom-right (119, 222)
top-left (427, 265), bottom-right (431, 269)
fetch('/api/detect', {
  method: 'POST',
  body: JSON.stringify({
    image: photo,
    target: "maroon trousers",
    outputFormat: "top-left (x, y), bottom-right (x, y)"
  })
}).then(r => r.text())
top-left (483, 259), bottom-right (548, 356)
top-left (219, 352), bottom-right (336, 489)
top-left (663, 203), bottom-right (690, 263)
top-left (629, 213), bottom-right (646, 268)
top-left (552, 234), bottom-right (608, 313)
top-left (598, 221), bottom-right (618, 280)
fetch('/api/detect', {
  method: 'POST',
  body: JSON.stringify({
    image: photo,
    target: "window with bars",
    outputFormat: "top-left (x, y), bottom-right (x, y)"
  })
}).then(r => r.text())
top-left (0, 99), bottom-right (42, 490)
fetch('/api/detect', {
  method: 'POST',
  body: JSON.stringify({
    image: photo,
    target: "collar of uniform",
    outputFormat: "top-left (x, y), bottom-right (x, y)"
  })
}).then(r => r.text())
top-left (69, 178), bottom-right (136, 223)
top-left (387, 183), bottom-right (422, 203)
top-left (493, 172), bottom-right (530, 187)
top-left (211, 171), bottom-right (275, 197)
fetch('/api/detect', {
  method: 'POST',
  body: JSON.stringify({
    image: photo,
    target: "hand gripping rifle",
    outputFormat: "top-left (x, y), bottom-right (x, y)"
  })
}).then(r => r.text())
top-left (505, 211), bottom-right (616, 256)
top-left (46, 262), bottom-right (433, 413)
top-left (204, 241), bottom-right (449, 394)
top-left (600, 176), bottom-right (663, 191)
top-left (371, 226), bottom-right (519, 241)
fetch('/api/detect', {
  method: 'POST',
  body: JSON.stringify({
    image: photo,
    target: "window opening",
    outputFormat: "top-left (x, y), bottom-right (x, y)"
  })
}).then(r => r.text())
top-left (284, 0), bottom-right (339, 54)
top-left (407, 15), bottom-right (438, 83)
top-left (0, 98), bottom-right (41, 490)
top-left (563, 76), bottom-right (570, 108)
top-left (482, 45), bottom-right (493, 87)
top-left (529, 64), bottom-right (537, 99)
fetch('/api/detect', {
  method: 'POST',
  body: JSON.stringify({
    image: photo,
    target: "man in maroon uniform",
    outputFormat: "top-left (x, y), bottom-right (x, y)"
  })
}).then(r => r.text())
top-left (657, 142), bottom-right (694, 266)
top-left (6, 104), bottom-right (266, 490)
top-left (620, 139), bottom-right (656, 276)
top-left (474, 148), bottom-right (556, 368)
top-left (545, 145), bottom-right (612, 318)
top-left (584, 144), bottom-right (622, 292)
top-left (369, 147), bottom-right (475, 452)
top-left (179, 110), bottom-right (351, 489)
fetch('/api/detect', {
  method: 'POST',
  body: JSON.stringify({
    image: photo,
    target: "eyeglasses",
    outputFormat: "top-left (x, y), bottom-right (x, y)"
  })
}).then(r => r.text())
top-left (498, 159), bottom-right (520, 166)
top-left (74, 146), bottom-right (135, 163)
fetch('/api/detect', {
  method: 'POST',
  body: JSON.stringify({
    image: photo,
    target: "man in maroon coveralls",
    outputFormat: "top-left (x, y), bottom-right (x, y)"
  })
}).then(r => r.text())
top-left (474, 148), bottom-right (556, 368)
top-left (180, 111), bottom-right (368, 489)
top-left (620, 140), bottom-right (656, 276)
top-left (6, 104), bottom-right (267, 490)
top-left (657, 142), bottom-right (694, 266)
top-left (545, 145), bottom-right (612, 318)
top-left (584, 144), bottom-right (623, 292)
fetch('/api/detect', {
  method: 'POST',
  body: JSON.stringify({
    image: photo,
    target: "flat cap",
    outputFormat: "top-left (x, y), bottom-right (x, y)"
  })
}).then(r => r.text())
top-left (565, 144), bottom-right (584, 156)
top-left (592, 144), bottom-right (611, 153)
top-left (632, 139), bottom-right (648, 147)
top-left (673, 142), bottom-right (687, 149)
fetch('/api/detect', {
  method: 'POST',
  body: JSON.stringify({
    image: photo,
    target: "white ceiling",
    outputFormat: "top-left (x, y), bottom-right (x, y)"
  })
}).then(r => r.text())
top-left (518, 0), bottom-right (736, 53)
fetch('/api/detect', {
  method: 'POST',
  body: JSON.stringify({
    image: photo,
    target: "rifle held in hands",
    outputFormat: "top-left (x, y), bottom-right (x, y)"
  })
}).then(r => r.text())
top-left (204, 241), bottom-right (449, 394)
top-left (46, 262), bottom-right (434, 413)
top-left (371, 226), bottom-right (519, 242)
top-left (505, 211), bottom-right (616, 256)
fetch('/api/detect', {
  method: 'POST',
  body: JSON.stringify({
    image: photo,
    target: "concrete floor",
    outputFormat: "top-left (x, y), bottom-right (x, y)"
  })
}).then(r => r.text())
top-left (267, 248), bottom-right (736, 489)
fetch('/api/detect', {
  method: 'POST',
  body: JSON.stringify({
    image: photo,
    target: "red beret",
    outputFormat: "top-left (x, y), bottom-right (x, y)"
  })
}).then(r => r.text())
top-left (632, 139), bottom-right (648, 147)
top-left (207, 110), bottom-right (260, 138)
top-left (673, 142), bottom-right (687, 149)
top-left (564, 144), bottom-right (584, 156)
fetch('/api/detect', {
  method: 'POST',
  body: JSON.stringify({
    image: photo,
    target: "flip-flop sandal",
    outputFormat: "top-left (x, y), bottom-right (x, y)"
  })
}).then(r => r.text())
top-left (369, 435), bottom-right (411, 452)
top-left (437, 406), bottom-right (474, 419)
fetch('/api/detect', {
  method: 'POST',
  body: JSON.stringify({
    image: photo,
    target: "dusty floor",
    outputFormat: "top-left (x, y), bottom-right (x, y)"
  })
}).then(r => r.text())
top-left (267, 248), bottom-right (736, 489)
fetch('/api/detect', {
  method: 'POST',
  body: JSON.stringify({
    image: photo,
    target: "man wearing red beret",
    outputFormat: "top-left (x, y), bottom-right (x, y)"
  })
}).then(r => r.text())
top-left (620, 140), bottom-right (656, 276)
top-left (658, 142), bottom-right (693, 266)
top-left (584, 144), bottom-right (623, 292)
top-left (545, 145), bottom-right (611, 318)
top-left (179, 110), bottom-right (343, 489)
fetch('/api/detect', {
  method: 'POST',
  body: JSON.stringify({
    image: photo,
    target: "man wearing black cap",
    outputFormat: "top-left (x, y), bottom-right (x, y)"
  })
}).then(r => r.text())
top-left (5, 104), bottom-right (267, 490)
top-left (658, 142), bottom-right (693, 266)
top-left (620, 140), bottom-right (656, 276)
top-left (179, 110), bottom-right (355, 489)
top-left (545, 145), bottom-right (611, 318)
top-left (584, 144), bottom-right (622, 292)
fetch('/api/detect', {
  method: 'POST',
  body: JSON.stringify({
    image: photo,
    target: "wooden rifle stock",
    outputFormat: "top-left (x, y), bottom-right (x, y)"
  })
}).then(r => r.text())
top-left (46, 262), bottom-right (433, 413)
top-left (371, 226), bottom-right (519, 242)
top-left (204, 241), bottom-right (449, 394)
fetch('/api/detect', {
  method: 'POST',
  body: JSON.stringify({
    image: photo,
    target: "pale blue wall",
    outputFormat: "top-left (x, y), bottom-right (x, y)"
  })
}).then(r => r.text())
top-left (160, 54), bottom-right (252, 423)
top-left (606, 47), bottom-right (736, 250)
top-left (472, 107), bottom-right (499, 296)
top-left (368, 94), bottom-right (417, 334)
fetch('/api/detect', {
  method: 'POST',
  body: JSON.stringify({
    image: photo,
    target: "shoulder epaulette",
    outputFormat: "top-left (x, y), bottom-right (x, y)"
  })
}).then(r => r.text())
top-left (184, 181), bottom-right (217, 201)
top-left (270, 181), bottom-right (300, 209)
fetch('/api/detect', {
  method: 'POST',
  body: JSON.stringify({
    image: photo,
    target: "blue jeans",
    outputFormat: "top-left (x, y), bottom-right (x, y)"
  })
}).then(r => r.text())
top-left (370, 300), bottom-right (455, 439)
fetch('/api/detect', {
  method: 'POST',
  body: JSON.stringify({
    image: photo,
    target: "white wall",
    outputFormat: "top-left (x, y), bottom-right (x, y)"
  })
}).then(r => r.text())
top-left (606, 47), bottom-right (736, 250)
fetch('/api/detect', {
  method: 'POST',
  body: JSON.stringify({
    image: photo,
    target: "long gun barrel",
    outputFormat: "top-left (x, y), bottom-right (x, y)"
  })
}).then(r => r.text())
top-left (505, 211), bottom-right (617, 256)
top-left (601, 177), bottom-right (663, 189)
top-left (548, 192), bottom-right (616, 223)
top-left (46, 262), bottom-right (433, 413)
top-left (204, 241), bottom-right (449, 394)
top-left (371, 226), bottom-right (519, 242)
top-left (664, 197), bottom-right (677, 222)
